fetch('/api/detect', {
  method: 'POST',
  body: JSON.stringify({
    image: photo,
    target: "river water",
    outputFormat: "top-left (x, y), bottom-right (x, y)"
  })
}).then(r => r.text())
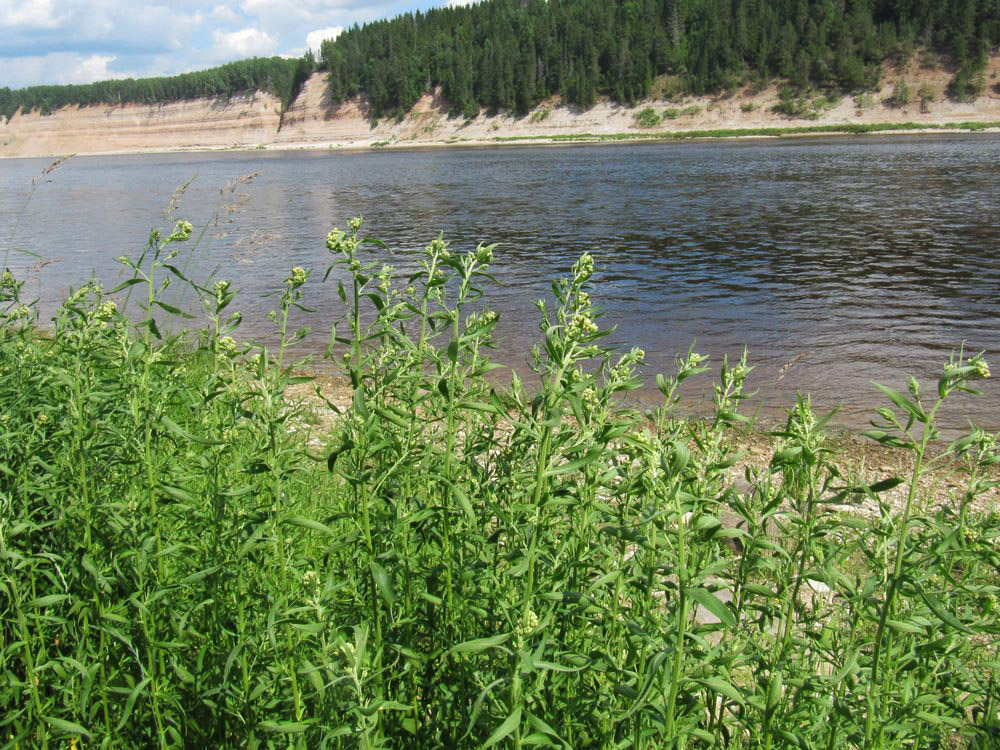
top-left (2, 134), bottom-right (998, 431)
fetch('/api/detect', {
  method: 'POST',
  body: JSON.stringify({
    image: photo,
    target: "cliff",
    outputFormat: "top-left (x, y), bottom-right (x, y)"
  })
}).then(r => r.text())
top-left (0, 92), bottom-right (282, 157)
top-left (2, 56), bottom-right (999, 158)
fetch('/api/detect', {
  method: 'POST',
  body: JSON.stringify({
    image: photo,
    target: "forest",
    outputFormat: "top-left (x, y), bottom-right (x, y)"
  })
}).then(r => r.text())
top-left (2, 0), bottom-right (999, 122)
top-left (0, 55), bottom-right (315, 122)
top-left (320, 0), bottom-right (1000, 117)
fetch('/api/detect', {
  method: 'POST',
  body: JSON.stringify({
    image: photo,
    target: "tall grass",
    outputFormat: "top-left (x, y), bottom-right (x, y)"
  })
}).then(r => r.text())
top-left (1, 219), bottom-right (998, 749)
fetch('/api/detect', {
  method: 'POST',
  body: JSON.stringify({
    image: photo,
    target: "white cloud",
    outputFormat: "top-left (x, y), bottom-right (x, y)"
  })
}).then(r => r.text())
top-left (209, 3), bottom-right (241, 23)
top-left (211, 27), bottom-right (277, 58)
top-left (66, 53), bottom-right (119, 83)
top-left (2, 0), bottom-right (434, 88)
top-left (0, 0), bottom-right (68, 29)
top-left (305, 25), bottom-right (342, 52)
top-left (0, 51), bottom-right (134, 90)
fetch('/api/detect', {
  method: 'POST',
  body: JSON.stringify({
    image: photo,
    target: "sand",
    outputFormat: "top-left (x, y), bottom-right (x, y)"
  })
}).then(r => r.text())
top-left (2, 55), bottom-right (999, 159)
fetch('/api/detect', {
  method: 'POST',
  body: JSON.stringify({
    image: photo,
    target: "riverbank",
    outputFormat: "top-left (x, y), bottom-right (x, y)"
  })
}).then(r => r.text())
top-left (3, 54), bottom-right (999, 158)
top-left (286, 374), bottom-right (1000, 519)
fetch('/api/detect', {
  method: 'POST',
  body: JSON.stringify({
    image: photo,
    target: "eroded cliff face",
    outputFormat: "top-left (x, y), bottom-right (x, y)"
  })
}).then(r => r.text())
top-left (0, 92), bottom-right (282, 158)
top-left (3, 59), bottom-right (1000, 157)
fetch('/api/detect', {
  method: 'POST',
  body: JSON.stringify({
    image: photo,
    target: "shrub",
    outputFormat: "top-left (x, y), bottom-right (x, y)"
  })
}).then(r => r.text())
top-left (917, 82), bottom-right (936, 112)
top-left (633, 106), bottom-right (661, 128)
top-left (949, 64), bottom-right (986, 101)
top-left (1, 219), bottom-right (998, 748)
top-left (740, 101), bottom-right (756, 113)
top-left (854, 93), bottom-right (877, 112)
top-left (772, 88), bottom-right (819, 119)
top-left (662, 105), bottom-right (702, 119)
top-left (890, 79), bottom-right (912, 107)
top-left (529, 107), bottom-right (550, 123)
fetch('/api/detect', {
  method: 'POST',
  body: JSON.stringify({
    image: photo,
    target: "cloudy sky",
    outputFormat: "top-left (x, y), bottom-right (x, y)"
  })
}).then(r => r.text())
top-left (2, 0), bottom-right (468, 89)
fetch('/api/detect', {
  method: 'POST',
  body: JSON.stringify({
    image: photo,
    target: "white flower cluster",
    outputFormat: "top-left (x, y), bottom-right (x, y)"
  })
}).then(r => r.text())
top-left (303, 570), bottom-right (321, 594)
top-left (169, 220), bottom-right (193, 242)
top-left (95, 300), bottom-right (117, 320)
top-left (376, 265), bottom-right (395, 294)
top-left (567, 311), bottom-right (598, 340)
top-left (572, 253), bottom-right (594, 282)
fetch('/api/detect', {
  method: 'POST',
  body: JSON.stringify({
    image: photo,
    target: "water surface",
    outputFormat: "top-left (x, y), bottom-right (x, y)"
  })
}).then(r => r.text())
top-left (2, 135), bottom-right (998, 430)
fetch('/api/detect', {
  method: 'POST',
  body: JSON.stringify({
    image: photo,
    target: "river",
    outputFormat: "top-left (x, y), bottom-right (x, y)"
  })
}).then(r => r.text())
top-left (2, 134), bottom-right (998, 431)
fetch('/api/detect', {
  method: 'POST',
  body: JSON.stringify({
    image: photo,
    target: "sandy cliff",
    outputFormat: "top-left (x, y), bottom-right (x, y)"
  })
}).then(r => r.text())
top-left (0, 92), bottom-right (282, 157)
top-left (2, 55), bottom-right (999, 158)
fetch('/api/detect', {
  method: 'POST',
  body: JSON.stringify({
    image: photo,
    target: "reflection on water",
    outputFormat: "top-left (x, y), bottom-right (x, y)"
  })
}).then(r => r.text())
top-left (2, 134), bottom-right (998, 431)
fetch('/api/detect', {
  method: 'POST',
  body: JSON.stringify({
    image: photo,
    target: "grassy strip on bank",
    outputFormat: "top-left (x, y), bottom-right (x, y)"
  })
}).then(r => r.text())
top-left (1, 219), bottom-right (998, 749)
top-left (493, 121), bottom-right (1000, 144)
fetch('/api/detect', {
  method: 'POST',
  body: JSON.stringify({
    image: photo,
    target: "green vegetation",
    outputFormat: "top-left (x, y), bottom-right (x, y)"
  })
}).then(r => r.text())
top-left (663, 105), bottom-right (702, 119)
top-left (633, 107), bottom-right (662, 128)
top-left (318, 0), bottom-right (1000, 117)
top-left (0, 55), bottom-right (316, 121)
top-left (771, 87), bottom-right (840, 120)
top-left (3, 1), bottom-right (998, 125)
top-left (529, 107), bottom-right (551, 124)
top-left (890, 80), bottom-right (913, 108)
top-left (495, 121), bottom-right (1000, 145)
top-left (1, 215), bottom-right (999, 748)
top-left (918, 82), bottom-right (937, 112)
top-left (854, 93), bottom-right (877, 113)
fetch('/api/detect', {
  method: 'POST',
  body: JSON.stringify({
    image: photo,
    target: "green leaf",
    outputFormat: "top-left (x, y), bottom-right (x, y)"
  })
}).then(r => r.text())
top-left (449, 633), bottom-right (511, 655)
top-left (258, 720), bottom-right (314, 733)
top-left (694, 677), bottom-right (744, 705)
top-left (868, 477), bottom-right (905, 493)
top-left (886, 619), bottom-right (925, 635)
top-left (919, 591), bottom-right (973, 634)
top-left (285, 516), bottom-right (336, 536)
top-left (369, 561), bottom-right (396, 605)
top-left (685, 587), bottom-right (736, 628)
top-left (153, 300), bottom-right (193, 318)
top-left (872, 382), bottom-right (926, 423)
top-left (451, 483), bottom-right (478, 527)
top-left (545, 448), bottom-right (603, 477)
top-left (482, 707), bottom-right (521, 749)
top-left (43, 717), bottom-right (91, 738)
top-left (671, 440), bottom-right (690, 474)
top-left (160, 415), bottom-right (224, 446)
top-left (29, 594), bottom-right (69, 608)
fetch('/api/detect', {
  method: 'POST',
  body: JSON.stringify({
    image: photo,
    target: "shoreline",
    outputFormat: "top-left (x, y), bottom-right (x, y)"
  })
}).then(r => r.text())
top-left (3, 120), bottom-right (999, 161)
top-left (285, 374), bottom-right (1000, 517)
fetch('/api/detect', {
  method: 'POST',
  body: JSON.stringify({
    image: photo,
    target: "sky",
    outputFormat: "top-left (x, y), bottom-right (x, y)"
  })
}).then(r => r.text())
top-left (1, 0), bottom-right (471, 89)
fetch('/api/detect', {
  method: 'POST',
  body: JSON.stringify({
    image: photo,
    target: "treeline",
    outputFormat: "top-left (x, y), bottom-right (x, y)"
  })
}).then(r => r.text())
top-left (3, 0), bottom-right (998, 124)
top-left (320, 0), bottom-right (1000, 118)
top-left (0, 55), bottom-right (316, 122)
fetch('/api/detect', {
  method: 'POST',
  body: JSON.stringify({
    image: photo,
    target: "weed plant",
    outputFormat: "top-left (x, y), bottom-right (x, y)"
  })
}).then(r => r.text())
top-left (633, 108), bottom-right (661, 128)
top-left (1, 219), bottom-right (998, 749)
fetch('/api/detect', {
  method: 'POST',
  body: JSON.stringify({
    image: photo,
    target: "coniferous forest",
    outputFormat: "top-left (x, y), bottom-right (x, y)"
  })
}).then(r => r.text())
top-left (2, 0), bottom-right (1000, 123)
top-left (321, 0), bottom-right (1000, 117)
top-left (0, 55), bottom-right (316, 122)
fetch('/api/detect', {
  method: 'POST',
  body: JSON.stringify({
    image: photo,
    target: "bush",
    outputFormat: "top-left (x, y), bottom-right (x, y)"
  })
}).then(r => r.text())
top-left (632, 106), bottom-right (661, 128)
top-left (1, 220), bottom-right (998, 748)
top-left (890, 79), bottom-right (912, 107)
top-left (949, 64), bottom-right (986, 101)
top-left (740, 101), bottom-right (756, 112)
top-left (917, 82), bottom-right (936, 112)
top-left (772, 88), bottom-right (819, 119)
top-left (662, 105), bottom-right (702, 119)
top-left (529, 107), bottom-right (550, 123)
top-left (854, 93), bottom-right (877, 112)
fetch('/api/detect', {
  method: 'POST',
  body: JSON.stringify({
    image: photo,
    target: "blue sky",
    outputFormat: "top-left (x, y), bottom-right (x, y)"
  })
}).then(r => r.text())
top-left (2, 0), bottom-right (469, 89)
